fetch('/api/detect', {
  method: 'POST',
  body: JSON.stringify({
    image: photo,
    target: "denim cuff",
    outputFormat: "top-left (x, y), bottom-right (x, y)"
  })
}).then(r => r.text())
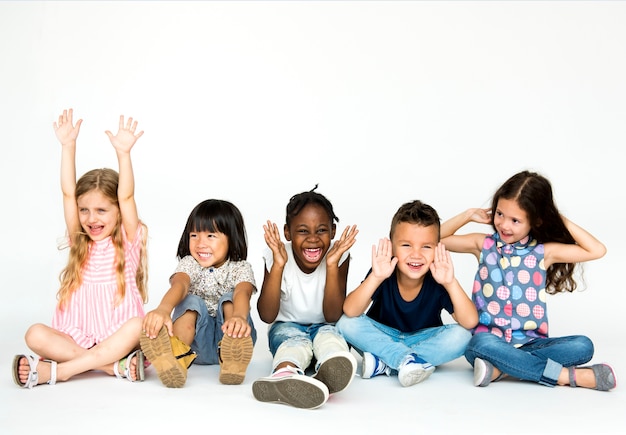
top-left (539, 358), bottom-right (562, 387)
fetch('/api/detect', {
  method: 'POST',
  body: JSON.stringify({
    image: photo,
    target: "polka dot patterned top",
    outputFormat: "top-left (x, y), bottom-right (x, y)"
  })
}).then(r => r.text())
top-left (472, 232), bottom-right (549, 347)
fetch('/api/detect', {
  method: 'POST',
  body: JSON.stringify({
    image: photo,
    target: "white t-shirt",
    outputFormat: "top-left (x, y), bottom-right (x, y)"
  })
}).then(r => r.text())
top-left (263, 241), bottom-right (349, 325)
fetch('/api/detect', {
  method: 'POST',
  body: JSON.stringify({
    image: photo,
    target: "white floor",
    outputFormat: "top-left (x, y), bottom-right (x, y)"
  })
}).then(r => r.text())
top-left (2, 319), bottom-right (624, 435)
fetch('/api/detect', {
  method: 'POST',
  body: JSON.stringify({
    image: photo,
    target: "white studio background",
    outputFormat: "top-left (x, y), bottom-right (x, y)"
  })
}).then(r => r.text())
top-left (1, 1), bottom-right (624, 355)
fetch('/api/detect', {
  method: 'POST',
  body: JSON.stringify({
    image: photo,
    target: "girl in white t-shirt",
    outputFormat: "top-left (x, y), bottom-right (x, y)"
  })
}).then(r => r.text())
top-left (252, 186), bottom-right (358, 409)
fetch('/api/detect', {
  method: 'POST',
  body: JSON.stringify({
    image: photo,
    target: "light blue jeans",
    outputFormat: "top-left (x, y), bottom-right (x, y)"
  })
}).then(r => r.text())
top-left (267, 321), bottom-right (350, 372)
top-left (336, 314), bottom-right (471, 369)
top-left (464, 332), bottom-right (594, 386)
top-left (172, 293), bottom-right (257, 365)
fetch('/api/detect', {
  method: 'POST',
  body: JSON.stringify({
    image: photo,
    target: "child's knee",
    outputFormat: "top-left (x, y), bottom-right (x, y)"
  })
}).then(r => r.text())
top-left (24, 323), bottom-right (47, 347)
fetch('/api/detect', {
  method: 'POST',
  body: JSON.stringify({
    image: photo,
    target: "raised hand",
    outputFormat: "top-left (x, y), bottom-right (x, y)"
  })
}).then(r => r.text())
top-left (105, 115), bottom-right (144, 154)
top-left (326, 224), bottom-right (358, 267)
top-left (430, 242), bottom-right (454, 285)
top-left (53, 108), bottom-right (82, 146)
top-left (370, 238), bottom-right (397, 280)
top-left (470, 208), bottom-right (492, 225)
top-left (263, 220), bottom-right (288, 268)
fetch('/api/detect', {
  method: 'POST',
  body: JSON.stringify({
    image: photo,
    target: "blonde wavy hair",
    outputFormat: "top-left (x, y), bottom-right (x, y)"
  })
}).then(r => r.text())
top-left (57, 168), bottom-right (148, 309)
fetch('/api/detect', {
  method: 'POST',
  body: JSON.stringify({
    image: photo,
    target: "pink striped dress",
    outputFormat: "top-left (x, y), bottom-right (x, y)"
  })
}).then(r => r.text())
top-left (51, 225), bottom-right (145, 348)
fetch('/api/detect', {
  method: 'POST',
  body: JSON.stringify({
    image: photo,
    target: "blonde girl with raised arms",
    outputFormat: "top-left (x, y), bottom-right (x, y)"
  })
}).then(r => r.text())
top-left (13, 108), bottom-right (148, 387)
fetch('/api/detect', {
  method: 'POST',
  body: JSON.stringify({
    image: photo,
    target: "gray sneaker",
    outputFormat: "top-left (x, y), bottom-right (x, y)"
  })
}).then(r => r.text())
top-left (313, 351), bottom-right (357, 394)
top-left (252, 367), bottom-right (329, 409)
top-left (473, 358), bottom-right (494, 387)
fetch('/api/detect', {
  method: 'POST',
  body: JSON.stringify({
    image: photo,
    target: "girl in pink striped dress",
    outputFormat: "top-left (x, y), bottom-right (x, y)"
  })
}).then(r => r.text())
top-left (13, 108), bottom-right (149, 388)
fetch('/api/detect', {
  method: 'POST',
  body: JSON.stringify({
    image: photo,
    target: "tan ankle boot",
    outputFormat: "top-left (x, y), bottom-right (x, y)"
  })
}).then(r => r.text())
top-left (170, 335), bottom-right (197, 369)
top-left (140, 326), bottom-right (196, 388)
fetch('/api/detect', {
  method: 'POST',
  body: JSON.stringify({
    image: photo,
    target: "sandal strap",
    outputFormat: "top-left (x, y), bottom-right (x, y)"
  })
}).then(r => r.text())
top-left (45, 360), bottom-right (57, 385)
top-left (113, 356), bottom-right (123, 379)
top-left (14, 355), bottom-right (39, 388)
top-left (115, 350), bottom-right (142, 382)
top-left (568, 366), bottom-right (577, 387)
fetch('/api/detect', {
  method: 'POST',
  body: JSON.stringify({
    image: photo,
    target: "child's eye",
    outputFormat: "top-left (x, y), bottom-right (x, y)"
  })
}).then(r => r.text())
top-left (190, 234), bottom-right (197, 238)
top-left (317, 229), bottom-right (328, 234)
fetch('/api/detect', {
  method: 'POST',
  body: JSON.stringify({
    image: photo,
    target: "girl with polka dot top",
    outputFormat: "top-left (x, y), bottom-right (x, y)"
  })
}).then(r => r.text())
top-left (441, 170), bottom-right (616, 391)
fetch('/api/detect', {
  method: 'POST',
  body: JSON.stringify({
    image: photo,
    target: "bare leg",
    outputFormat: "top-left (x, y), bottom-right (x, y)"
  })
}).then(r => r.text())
top-left (172, 310), bottom-right (197, 347)
top-left (557, 367), bottom-right (599, 389)
top-left (18, 317), bottom-right (143, 385)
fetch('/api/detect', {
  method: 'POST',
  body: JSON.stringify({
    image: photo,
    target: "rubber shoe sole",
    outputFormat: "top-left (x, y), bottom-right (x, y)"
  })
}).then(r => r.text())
top-left (218, 335), bottom-right (253, 385)
top-left (140, 326), bottom-right (187, 388)
top-left (252, 373), bottom-right (329, 409)
top-left (473, 358), bottom-right (494, 387)
top-left (313, 352), bottom-right (357, 394)
top-left (398, 363), bottom-right (435, 387)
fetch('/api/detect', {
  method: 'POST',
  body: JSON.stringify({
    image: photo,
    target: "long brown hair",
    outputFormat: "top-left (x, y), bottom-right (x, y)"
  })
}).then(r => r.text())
top-left (492, 171), bottom-right (576, 294)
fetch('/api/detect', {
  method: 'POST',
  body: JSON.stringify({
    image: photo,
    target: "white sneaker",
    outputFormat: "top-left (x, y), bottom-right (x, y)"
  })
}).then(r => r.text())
top-left (361, 352), bottom-right (391, 379)
top-left (252, 366), bottom-right (329, 409)
top-left (398, 353), bottom-right (435, 387)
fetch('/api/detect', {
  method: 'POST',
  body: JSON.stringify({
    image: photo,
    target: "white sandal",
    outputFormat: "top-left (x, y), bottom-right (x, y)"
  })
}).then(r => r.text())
top-left (114, 349), bottom-right (145, 382)
top-left (12, 354), bottom-right (57, 389)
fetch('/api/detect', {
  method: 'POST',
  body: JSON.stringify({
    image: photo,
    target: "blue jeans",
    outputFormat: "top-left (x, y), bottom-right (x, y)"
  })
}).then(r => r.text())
top-left (172, 293), bottom-right (257, 365)
top-left (464, 332), bottom-right (594, 386)
top-left (336, 314), bottom-right (471, 369)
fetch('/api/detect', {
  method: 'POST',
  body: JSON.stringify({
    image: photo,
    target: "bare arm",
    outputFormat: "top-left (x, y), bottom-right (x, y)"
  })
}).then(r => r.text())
top-left (222, 281), bottom-right (255, 338)
top-left (53, 109), bottom-right (83, 243)
top-left (257, 221), bottom-right (287, 323)
top-left (323, 225), bottom-right (358, 322)
top-left (105, 115), bottom-right (144, 242)
top-left (543, 216), bottom-right (607, 268)
top-left (343, 238), bottom-right (397, 317)
top-left (142, 272), bottom-right (190, 338)
top-left (440, 208), bottom-right (491, 260)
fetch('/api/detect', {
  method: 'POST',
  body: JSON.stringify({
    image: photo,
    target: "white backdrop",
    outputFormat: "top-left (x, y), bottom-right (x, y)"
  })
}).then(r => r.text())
top-left (1, 1), bottom-right (625, 350)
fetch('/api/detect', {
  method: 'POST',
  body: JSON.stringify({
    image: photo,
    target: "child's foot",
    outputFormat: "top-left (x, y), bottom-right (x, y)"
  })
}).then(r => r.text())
top-left (252, 366), bottom-right (329, 409)
top-left (113, 349), bottom-right (145, 382)
top-left (398, 353), bottom-right (435, 387)
top-left (569, 364), bottom-right (617, 391)
top-left (12, 355), bottom-right (57, 388)
top-left (218, 335), bottom-right (253, 385)
top-left (140, 326), bottom-right (189, 388)
top-left (313, 350), bottom-right (357, 394)
top-left (473, 357), bottom-right (495, 387)
top-left (361, 352), bottom-right (391, 379)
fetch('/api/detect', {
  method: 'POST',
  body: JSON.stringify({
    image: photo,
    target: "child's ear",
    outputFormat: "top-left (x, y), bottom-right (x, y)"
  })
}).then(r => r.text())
top-left (331, 224), bottom-right (336, 239)
top-left (283, 224), bottom-right (292, 241)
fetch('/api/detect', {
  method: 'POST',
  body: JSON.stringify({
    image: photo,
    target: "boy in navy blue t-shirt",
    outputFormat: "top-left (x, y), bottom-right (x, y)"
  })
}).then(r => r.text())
top-left (336, 200), bottom-right (478, 387)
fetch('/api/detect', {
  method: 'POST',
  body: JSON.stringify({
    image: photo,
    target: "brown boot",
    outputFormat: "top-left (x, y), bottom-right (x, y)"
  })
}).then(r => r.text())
top-left (218, 335), bottom-right (253, 385)
top-left (140, 326), bottom-right (196, 388)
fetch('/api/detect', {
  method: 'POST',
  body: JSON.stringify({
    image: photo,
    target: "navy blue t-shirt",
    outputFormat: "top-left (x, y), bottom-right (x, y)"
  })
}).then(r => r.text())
top-left (366, 269), bottom-right (454, 333)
